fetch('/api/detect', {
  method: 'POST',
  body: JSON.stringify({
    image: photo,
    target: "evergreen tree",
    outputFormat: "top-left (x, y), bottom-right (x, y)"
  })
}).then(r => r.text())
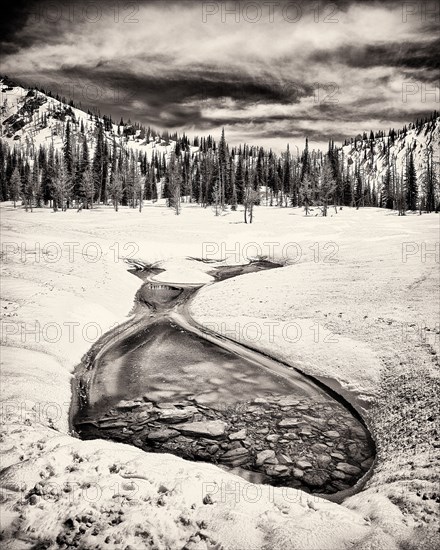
top-left (53, 156), bottom-right (72, 211)
top-left (405, 150), bottom-right (418, 210)
top-left (75, 134), bottom-right (89, 202)
top-left (282, 145), bottom-right (291, 207)
top-left (420, 146), bottom-right (438, 213)
top-left (218, 128), bottom-right (228, 207)
top-left (0, 143), bottom-right (7, 201)
top-left (10, 167), bottom-right (22, 207)
top-left (342, 168), bottom-right (353, 206)
top-left (92, 122), bottom-right (105, 203)
top-left (63, 121), bottom-right (74, 177)
top-left (328, 141), bottom-right (343, 205)
top-left (354, 164), bottom-right (363, 208)
top-left (381, 166), bottom-right (393, 209)
top-left (234, 154), bottom-right (244, 205)
top-left (300, 138), bottom-right (310, 182)
top-left (167, 152), bottom-right (182, 214)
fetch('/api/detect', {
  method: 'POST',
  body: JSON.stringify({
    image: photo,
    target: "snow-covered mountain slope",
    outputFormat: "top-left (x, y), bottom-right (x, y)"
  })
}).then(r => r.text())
top-left (0, 78), bottom-right (181, 160)
top-left (341, 115), bottom-right (440, 191)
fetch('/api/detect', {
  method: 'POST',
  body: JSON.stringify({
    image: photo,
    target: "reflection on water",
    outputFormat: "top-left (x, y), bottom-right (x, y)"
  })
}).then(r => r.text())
top-left (88, 318), bottom-right (330, 417)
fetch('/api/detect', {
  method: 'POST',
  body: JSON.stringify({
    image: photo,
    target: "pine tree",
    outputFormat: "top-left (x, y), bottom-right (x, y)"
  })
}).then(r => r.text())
top-left (267, 151), bottom-right (277, 206)
top-left (125, 155), bottom-right (136, 208)
top-left (9, 167), bottom-right (22, 207)
top-left (405, 150), bottom-right (418, 210)
top-left (420, 146), bottom-right (438, 213)
top-left (342, 168), bottom-right (353, 206)
top-left (144, 163), bottom-right (152, 201)
top-left (0, 143), bottom-right (7, 201)
top-left (167, 152), bottom-right (182, 215)
top-left (282, 145), bottom-right (291, 207)
top-left (354, 164), bottom-right (363, 209)
top-left (235, 155), bottom-right (244, 204)
top-left (81, 167), bottom-right (95, 208)
top-left (381, 166), bottom-right (393, 209)
top-left (328, 141), bottom-right (343, 205)
top-left (218, 128), bottom-right (228, 208)
top-left (92, 122), bottom-right (105, 203)
top-left (300, 138), bottom-right (310, 182)
top-left (53, 157), bottom-right (72, 211)
top-left (133, 162), bottom-right (144, 212)
top-left (75, 134), bottom-right (89, 202)
top-left (63, 121), bottom-right (74, 177)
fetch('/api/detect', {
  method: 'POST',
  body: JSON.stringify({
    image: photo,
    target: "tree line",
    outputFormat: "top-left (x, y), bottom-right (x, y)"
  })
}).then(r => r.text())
top-left (0, 109), bottom-right (438, 221)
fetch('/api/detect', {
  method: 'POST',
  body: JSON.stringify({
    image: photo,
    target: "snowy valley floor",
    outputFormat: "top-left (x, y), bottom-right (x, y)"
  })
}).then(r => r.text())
top-left (0, 203), bottom-right (439, 549)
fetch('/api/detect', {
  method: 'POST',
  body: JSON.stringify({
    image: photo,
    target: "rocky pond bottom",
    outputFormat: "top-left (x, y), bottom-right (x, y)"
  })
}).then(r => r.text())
top-left (74, 261), bottom-right (374, 495)
top-left (77, 394), bottom-right (373, 494)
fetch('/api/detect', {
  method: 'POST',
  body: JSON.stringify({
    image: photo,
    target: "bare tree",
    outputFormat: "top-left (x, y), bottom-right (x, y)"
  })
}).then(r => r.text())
top-left (300, 173), bottom-right (314, 216)
top-left (108, 168), bottom-right (123, 211)
top-left (81, 167), bottom-right (95, 209)
top-left (318, 159), bottom-right (336, 216)
top-left (243, 185), bottom-right (259, 224)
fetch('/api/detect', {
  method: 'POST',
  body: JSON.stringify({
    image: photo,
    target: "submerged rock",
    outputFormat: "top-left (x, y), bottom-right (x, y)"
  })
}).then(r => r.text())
top-left (296, 460), bottom-right (313, 470)
top-left (303, 470), bottom-right (331, 488)
top-left (277, 397), bottom-right (300, 407)
top-left (220, 447), bottom-right (250, 466)
top-left (256, 450), bottom-right (276, 466)
top-left (330, 451), bottom-right (346, 460)
top-left (175, 420), bottom-right (227, 438)
top-left (147, 429), bottom-right (179, 441)
top-left (265, 465), bottom-right (289, 476)
top-left (335, 462), bottom-right (361, 475)
top-left (278, 418), bottom-right (300, 428)
top-left (324, 430), bottom-right (341, 438)
top-left (331, 469), bottom-right (348, 480)
top-left (98, 419), bottom-right (129, 429)
top-left (116, 400), bottom-right (142, 411)
top-left (157, 407), bottom-right (197, 423)
top-left (229, 429), bottom-right (247, 440)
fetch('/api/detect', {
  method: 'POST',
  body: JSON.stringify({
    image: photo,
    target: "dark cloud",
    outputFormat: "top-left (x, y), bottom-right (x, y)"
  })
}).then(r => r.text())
top-left (310, 38), bottom-right (440, 72)
top-left (57, 64), bottom-right (314, 106)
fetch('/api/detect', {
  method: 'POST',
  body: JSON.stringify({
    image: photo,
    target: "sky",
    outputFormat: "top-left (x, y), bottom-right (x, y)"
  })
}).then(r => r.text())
top-left (0, 0), bottom-right (439, 152)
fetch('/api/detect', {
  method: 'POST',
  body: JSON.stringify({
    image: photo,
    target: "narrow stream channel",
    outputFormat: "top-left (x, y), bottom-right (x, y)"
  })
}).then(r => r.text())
top-left (73, 260), bottom-right (375, 496)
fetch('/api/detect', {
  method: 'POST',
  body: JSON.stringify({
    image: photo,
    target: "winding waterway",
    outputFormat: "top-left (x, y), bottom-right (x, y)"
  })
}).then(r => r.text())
top-left (73, 260), bottom-right (374, 496)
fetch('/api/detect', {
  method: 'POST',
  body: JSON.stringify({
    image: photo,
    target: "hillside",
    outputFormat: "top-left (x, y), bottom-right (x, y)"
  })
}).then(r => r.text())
top-left (0, 77), bottom-right (177, 160)
top-left (341, 115), bottom-right (439, 198)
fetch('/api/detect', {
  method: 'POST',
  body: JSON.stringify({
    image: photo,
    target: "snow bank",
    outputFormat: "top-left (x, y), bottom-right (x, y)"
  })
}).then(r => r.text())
top-left (1, 203), bottom-right (436, 548)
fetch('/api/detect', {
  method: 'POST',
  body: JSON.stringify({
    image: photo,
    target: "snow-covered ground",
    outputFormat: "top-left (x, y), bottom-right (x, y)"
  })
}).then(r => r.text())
top-left (0, 202), bottom-right (438, 549)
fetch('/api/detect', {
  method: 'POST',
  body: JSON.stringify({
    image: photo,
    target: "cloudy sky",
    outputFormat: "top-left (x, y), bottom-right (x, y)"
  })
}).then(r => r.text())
top-left (1, 0), bottom-right (439, 151)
